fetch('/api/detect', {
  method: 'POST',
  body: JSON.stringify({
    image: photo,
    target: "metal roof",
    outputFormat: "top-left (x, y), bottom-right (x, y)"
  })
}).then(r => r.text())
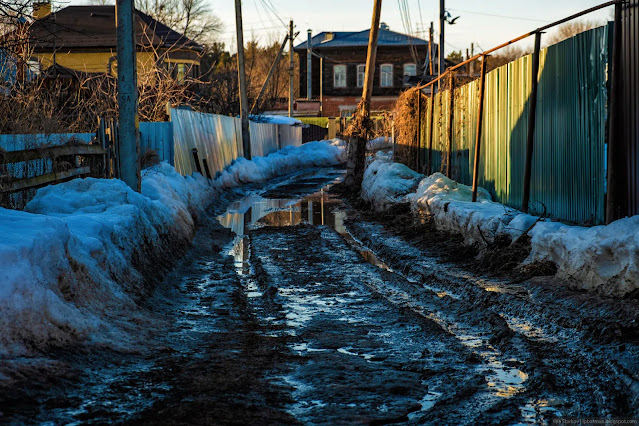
top-left (29, 6), bottom-right (202, 51)
top-left (294, 28), bottom-right (429, 50)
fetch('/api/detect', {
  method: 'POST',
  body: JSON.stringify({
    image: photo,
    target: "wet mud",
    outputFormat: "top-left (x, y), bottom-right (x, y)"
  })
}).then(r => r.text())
top-left (2, 166), bottom-right (639, 425)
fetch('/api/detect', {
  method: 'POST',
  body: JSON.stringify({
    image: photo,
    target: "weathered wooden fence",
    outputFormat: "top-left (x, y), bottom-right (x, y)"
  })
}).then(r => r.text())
top-left (0, 135), bottom-right (105, 209)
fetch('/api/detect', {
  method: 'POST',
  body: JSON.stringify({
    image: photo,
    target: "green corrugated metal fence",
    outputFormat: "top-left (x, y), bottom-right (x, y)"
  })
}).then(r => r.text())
top-left (415, 24), bottom-right (609, 225)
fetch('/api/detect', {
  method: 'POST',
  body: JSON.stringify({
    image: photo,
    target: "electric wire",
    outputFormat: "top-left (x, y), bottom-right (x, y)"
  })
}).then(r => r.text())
top-left (447, 8), bottom-right (551, 23)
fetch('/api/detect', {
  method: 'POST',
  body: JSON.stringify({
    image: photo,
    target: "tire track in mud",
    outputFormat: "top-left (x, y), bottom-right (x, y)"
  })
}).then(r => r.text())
top-left (345, 217), bottom-right (639, 420)
top-left (247, 224), bottom-right (541, 424)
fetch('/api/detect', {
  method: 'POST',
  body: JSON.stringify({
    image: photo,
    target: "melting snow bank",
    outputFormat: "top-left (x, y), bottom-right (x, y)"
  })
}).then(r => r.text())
top-left (0, 163), bottom-right (214, 359)
top-left (0, 140), bottom-right (346, 358)
top-left (362, 159), bottom-right (639, 297)
top-left (216, 140), bottom-right (346, 188)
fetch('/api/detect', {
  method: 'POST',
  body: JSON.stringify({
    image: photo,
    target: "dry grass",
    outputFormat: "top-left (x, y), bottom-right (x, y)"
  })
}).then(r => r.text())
top-left (392, 87), bottom-right (427, 172)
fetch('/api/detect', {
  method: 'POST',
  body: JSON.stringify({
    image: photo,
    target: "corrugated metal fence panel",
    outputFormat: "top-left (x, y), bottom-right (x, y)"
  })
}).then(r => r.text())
top-left (249, 121), bottom-right (279, 158)
top-left (139, 122), bottom-right (174, 166)
top-left (413, 25), bottom-right (609, 224)
top-left (623, 0), bottom-right (639, 215)
top-left (279, 125), bottom-right (303, 148)
top-left (171, 108), bottom-right (242, 176)
top-left (444, 25), bottom-right (607, 224)
top-left (529, 25), bottom-right (608, 224)
top-left (171, 109), bottom-right (303, 177)
top-left (479, 53), bottom-right (532, 208)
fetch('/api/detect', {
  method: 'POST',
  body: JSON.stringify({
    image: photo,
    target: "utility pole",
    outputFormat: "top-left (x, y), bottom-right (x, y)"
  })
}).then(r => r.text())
top-left (466, 48), bottom-right (469, 73)
top-left (470, 42), bottom-right (474, 74)
top-left (428, 22), bottom-right (434, 76)
top-left (115, 0), bottom-right (140, 191)
top-left (235, 0), bottom-right (251, 160)
top-left (345, 0), bottom-right (382, 189)
top-left (251, 34), bottom-right (290, 114)
top-left (289, 19), bottom-right (294, 117)
top-left (307, 29), bottom-right (312, 100)
top-left (439, 0), bottom-right (445, 78)
top-left (361, 0), bottom-right (382, 117)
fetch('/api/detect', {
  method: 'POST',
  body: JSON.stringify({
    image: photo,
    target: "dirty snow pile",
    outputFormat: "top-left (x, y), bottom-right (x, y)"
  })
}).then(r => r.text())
top-left (249, 114), bottom-right (303, 125)
top-left (0, 163), bottom-right (215, 358)
top-left (362, 159), bottom-right (639, 297)
top-left (367, 136), bottom-right (393, 151)
top-left (0, 141), bottom-right (348, 357)
top-left (216, 139), bottom-right (346, 189)
top-left (361, 159), bottom-right (423, 209)
top-left (410, 172), bottom-right (539, 246)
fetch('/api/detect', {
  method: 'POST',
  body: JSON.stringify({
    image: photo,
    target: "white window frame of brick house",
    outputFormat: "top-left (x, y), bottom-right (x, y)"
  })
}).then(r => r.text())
top-left (403, 63), bottom-right (417, 85)
top-left (357, 64), bottom-right (366, 87)
top-left (334, 64), bottom-right (347, 87)
top-left (380, 63), bottom-right (393, 87)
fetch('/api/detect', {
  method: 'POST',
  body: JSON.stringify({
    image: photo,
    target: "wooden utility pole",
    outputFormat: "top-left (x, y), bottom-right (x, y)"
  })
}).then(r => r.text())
top-left (439, 0), bottom-right (445, 77)
top-left (288, 19), bottom-right (294, 117)
top-left (345, 0), bottom-right (382, 189)
top-left (470, 43), bottom-right (474, 74)
top-left (428, 22), bottom-right (434, 76)
top-left (320, 57), bottom-right (324, 115)
top-left (307, 29), bottom-right (312, 100)
top-left (115, 0), bottom-right (140, 191)
top-left (251, 35), bottom-right (289, 113)
top-left (235, 0), bottom-right (251, 160)
top-left (361, 0), bottom-right (382, 117)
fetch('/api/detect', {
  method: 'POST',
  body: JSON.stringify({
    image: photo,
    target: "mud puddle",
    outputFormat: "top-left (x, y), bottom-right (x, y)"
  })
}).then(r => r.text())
top-left (216, 171), bottom-right (544, 423)
top-left (217, 175), bottom-right (390, 276)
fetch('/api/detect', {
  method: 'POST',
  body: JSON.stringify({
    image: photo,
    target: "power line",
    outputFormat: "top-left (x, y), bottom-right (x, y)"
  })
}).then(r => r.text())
top-left (417, 0), bottom-right (425, 35)
top-left (261, 0), bottom-right (288, 30)
top-left (447, 8), bottom-right (551, 23)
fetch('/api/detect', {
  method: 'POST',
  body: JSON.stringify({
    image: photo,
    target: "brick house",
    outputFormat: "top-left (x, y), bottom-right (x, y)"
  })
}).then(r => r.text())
top-left (294, 25), bottom-right (435, 117)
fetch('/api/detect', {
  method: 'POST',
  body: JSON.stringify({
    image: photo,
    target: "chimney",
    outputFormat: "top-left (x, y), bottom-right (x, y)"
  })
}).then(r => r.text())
top-left (380, 22), bottom-right (389, 31)
top-left (33, 1), bottom-right (52, 20)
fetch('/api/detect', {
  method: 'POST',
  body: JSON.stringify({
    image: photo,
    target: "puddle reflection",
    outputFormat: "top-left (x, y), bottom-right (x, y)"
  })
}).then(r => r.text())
top-left (217, 186), bottom-right (390, 275)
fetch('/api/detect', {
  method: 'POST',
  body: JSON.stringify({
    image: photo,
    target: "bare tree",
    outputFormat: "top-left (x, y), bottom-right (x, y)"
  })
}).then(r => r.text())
top-left (488, 45), bottom-right (531, 71)
top-left (545, 20), bottom-right (603, 46)
top-left (134, 0), bottom-right (222, 45)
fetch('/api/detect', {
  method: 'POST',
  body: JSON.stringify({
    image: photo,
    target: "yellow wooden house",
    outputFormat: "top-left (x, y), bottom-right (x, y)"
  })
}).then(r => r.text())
top-left (28, 3), bottom-right (203, 83)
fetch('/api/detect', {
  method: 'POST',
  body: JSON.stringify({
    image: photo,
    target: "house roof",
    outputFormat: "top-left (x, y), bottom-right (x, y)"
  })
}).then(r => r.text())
top-left (29, 6), bottom-right (202, 52)
top-left (294, 28), bottom-right (430, 50)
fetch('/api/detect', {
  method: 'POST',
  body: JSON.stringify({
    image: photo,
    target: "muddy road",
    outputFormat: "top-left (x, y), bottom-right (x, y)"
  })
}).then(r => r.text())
top-left (2, 166), bottom-right (639, 425)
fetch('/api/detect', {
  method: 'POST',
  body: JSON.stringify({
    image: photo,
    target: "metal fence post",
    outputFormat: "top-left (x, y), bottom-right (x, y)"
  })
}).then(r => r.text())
top-left (416, 89), bottom-right (422, 172)
top-left (522, 31), bottom-right (542, 213)
top-left (605, 1), bottom-right (627, 223)
top-left (472, 55), bottom-right (488, 202)
top-left (446, 71), bottom-right (455, 178)
top-left (192, 148), bottom-right (203, 175)
top-left (427, 90), bottom-right (435, 175)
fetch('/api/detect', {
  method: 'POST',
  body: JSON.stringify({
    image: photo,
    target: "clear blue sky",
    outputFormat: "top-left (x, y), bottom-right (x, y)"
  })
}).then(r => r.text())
top-left (216, 0), bottom-right (612, 54)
